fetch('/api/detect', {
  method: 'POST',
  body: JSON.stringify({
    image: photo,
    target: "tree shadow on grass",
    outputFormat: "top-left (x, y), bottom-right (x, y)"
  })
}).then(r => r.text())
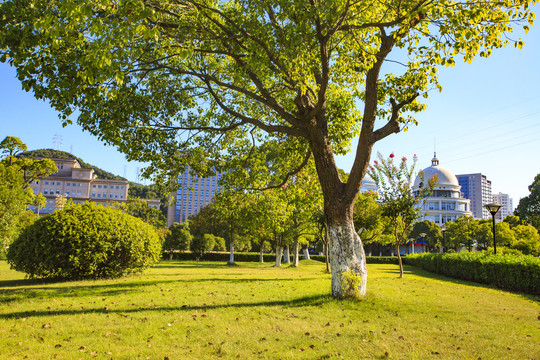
top-left (0, 276), bottom-right (323, 306)
top-left (0, 293), bottom-right (334, 320)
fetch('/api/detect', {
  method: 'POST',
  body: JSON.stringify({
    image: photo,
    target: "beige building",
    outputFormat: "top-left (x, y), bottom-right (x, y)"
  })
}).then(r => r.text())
top-left (28, 158), bottom-right (129, 214)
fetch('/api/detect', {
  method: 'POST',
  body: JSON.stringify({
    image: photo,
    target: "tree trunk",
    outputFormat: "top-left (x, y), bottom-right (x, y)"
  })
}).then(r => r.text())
top-left (324, 235), bottom-right (330, 273)
top-left (303, 247), bottom-right (310, 260)
top-left (327, 219), bottom-right (367, 298)
top-left (169, 252), bottom-right (173, 260)
top-left (284, 245), bottom-right (290, 264)
top-left (274, 245), bottom-right (282, 267)
top-left (292, 238), bottom-right (299, 267)
top-left (259, 244), bottom-right (264, 263)
top-left (396, 242), bottom-right (403, 278)
top-left (229, 241), bottom-right (235, 264)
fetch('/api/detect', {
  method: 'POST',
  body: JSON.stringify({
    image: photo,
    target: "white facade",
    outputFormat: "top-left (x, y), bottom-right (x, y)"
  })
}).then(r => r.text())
top-left (413, 154), bottom-right (472, 226)
top-left (492, 192), bottom-right (513, 221)
top-left (360, 175), bottom-right (378, 193)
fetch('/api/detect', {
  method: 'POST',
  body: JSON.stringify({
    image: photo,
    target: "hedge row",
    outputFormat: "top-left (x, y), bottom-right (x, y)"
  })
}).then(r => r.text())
top-left (164, 252), bottom-right (399, 265)
top-left (404, 252), bottom-right (540, 296)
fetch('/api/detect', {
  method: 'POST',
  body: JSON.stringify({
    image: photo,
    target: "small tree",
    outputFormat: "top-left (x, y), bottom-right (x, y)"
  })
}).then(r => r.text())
top-left (444, 216), bottom-right (474, 251)
top-left (163, 222), bottom-right (193, 259)
top-left (369, 153), bottom-right (435, 278)
top-left (409, 219), bottom-right (442, 252)
top-left (191, 234), bottom-right (216, 261)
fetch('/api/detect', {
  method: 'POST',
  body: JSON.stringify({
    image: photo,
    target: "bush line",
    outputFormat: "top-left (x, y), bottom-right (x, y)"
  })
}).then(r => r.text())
top-left (403, 252), bottom-right (540, 296)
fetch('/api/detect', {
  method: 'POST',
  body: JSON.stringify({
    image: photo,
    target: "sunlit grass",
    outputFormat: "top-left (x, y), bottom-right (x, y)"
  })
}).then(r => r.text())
top-left (0, 259), bottom-right (539, 359)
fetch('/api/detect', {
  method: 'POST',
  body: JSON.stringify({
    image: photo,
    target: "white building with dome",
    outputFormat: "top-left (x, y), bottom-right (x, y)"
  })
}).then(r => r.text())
top-left (413, 154), bottom-right (472, 226)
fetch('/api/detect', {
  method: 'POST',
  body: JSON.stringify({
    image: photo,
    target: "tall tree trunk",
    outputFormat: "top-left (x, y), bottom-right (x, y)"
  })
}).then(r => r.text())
top-left (303, 247), bottom-right (310, 260)
top-left (169, 252), bottom-right (173, 260)
top-left (274, 245), bottom-right (282, 267)
top-left (324, 235), bottom-right (330, 273)
top-left (327, 217), bottom-right (367, 297)
top-left (292, 238), bottom-right (299, 267)
top-left (259, 243), bottom-right (264, 263)
top-left (284, 245), bottom-right (290, 264)
top-left (396, 242), bottom-right (403, 278)
top-left (229, 241), bottom-right (235, 264)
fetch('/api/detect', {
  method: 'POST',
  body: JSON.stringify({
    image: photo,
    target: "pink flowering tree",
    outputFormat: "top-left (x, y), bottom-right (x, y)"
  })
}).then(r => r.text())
top-left (369, 152), bottom-right (436, 278)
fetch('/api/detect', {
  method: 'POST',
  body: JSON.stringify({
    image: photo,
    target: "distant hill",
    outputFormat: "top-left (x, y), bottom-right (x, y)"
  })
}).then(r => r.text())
top-left (20, 149), bottom-right (169, 215)
top-left (20, 149), bottom-right (126, 181)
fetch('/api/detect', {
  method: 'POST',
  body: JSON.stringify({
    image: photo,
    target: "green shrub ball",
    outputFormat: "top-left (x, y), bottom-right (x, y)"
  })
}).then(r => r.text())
top-left (7, 203), bottom-right (161, 280)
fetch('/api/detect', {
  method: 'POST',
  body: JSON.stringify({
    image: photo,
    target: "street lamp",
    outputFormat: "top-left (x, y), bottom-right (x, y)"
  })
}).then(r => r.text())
top-left (484, 203), bottom-right (502, 254)
top-left (420, 233), bottom-right (427, 253)
top-left (441, 223), bottom-right (447, 253)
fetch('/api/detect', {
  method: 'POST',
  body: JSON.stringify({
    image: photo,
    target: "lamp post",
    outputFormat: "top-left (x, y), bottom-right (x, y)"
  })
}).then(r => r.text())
top-left (420, 233), bottom-right (427, 253)
top-left (484, 203), bottom-right (502, 254)
top-left (441, 223), bottom-right (447, 253)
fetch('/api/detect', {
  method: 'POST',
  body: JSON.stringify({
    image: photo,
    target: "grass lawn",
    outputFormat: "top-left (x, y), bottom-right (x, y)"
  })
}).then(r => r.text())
top-left (0, 259), bottom-right (539, 359)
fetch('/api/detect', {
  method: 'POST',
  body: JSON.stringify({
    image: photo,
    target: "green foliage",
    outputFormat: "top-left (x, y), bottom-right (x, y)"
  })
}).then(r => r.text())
top-left (191, 234), bottom-right (216, 260)
top-left (340, 269), bottom-right (362, 297)
top-left (404, 252), bottom-right (540, 296)
top-left (116, 198), bottom-right (166, 228)
top-left (515, 173), bottom-right (540, 230)
top-left (7, 203), bottom-right (161, 279)
top-left (213, 236), bottom-right (227, 252)
top-left (163, 223), bottom-right (193, 252)
top-left (444, 216), bottom-right (474, 250)
top-left (409, 220), bottom-right (442, 250)
top-left (353, 191), bottom-right (386, 245)
top-left (0, 163), bottom-right (34, 256)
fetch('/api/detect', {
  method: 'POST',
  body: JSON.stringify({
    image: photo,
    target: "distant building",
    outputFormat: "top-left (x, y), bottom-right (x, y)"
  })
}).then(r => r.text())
top-left (167, 166), bottom-right (222, 226)
top-left (455, 173), bottom-right (492, 219)
top-left (360, 175), bottom-right (378, 193)
top-left (492, 192), bottom-right (514, 221)
top-left (413, 154), bottom-right (472, 226)
top-left (28, 158), bottom-right (129, 214)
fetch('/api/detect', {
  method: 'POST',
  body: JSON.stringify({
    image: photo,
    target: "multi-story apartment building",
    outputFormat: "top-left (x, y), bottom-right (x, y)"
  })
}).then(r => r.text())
top-left (492, 192), bottom-right (514, 221)
top-left (456, 173), bottom-right (492, 219)
top-left (167, 167), bottom-right (222, 226)
top-left (413, 154), bottom-right (472, 226)
top-left (27, 158), bottom-right (129, 214)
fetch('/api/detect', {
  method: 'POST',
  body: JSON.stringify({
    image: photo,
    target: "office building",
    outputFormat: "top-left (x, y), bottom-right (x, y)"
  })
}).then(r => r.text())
top-left (167, 167), bottom-right (222, 226)
top-left (456, 173), bottom-right (492, 219)
top-left (492, 192), bottom-right (514, 221)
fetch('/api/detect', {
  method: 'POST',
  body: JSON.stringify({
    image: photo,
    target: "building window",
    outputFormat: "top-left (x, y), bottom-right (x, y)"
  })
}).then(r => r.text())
top-left (45, 181), bottom-right (49, 185)
top-left (121, 186), bottom-right (125, 190)
top-left (116, 185), bottom-right (119, 189)
top-left (103, 185), bottom-right (107, 189)
top-left (98, 185), bottom-right (102, 189)
top-left (92, 184), bottom-right (96, 188)
top-left (55, 190), bottom-right (60, 194)
top-left (56, 182), bottom-right (61, 186)
top-left (44, 189), bottom-right (48, 195)
top-left (120, 194), bottom-right (124, 199)
top-left (115, 194), bottom-right (118, 199)
top-left (92, 192), bottom-right (96, 197)
top-left (66, 191), bottom-right (70, 196)
top-left (77, 191), bottom-right (81, 196)
top-left (66, 182), bottom-right (70, 186)
top-left (110, 193), bottom-right (113, 198)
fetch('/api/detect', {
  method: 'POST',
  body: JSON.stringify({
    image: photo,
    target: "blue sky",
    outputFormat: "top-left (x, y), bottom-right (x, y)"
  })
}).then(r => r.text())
top-left (1, 11), bottom-right (539, 205)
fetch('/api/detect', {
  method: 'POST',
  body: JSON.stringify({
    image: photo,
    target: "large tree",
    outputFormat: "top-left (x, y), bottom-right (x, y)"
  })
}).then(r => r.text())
top-left (0, 0), bottom-right (534, 297)
top-left (515, 174), bottom-right (540, 230)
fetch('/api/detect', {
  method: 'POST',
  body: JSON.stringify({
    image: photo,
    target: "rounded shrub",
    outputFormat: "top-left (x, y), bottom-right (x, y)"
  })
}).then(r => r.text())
top-left (7, 202), bottom-right (161, 280)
